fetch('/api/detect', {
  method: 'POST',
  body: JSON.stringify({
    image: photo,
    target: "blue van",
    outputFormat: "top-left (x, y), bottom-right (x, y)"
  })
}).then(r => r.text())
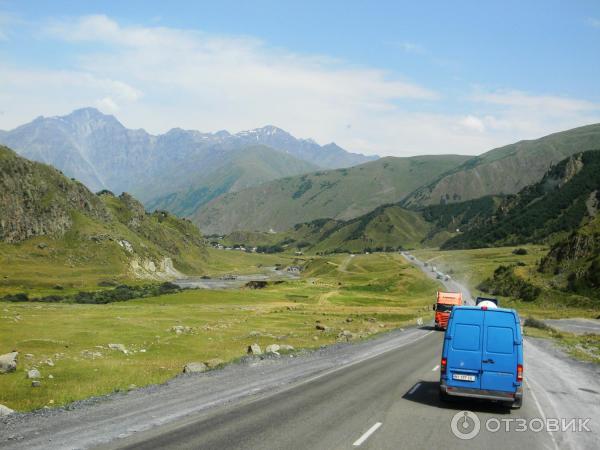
top-left (439, 305), bottom-right (523, 409)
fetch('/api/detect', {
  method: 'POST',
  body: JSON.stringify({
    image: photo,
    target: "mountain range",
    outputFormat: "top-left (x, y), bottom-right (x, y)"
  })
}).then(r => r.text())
top-left (198, 123), bottom-right (600, 234)
top-left (0, 108), bottom-right (376, 212)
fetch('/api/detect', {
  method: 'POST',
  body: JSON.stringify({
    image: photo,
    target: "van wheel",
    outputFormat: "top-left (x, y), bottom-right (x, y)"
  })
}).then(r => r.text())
top-left (511, 397), bottom-right (523, 409)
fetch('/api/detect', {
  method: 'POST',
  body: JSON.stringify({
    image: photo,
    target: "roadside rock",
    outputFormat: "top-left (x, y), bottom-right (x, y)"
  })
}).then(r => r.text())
top-left (338, 330), bottom-right (354, 341)
top-left (248, 331), bottom-right (261, 337)
top-left (316, 324), bottom-right (330, 331)
top-left (278, 345), bottom-right (295, 352)
top-left (247, 343), bottom-right (262, 355)
top-left (45, 359), bottom-right (55, 367)
top-left (26, 369), bottom-right (41, 379)
top-left (183, 362), bottom-right (208, 374)
top-left (31, 380), bottom-right (41, 387)
top-left (170, 325), bottom-right (192, 335)
top-left (205, 358), bottom-right (224, 369)
top-left (346, 317), bottom-right (353, 323)
top-left (108, 343), bottom-right (128, 354)
top-left (0, 404), bottom-right (14, 416)
top-left (0, 351), bottom-right (18, 374)
top-left (265, 344), bottom-right (280, 354)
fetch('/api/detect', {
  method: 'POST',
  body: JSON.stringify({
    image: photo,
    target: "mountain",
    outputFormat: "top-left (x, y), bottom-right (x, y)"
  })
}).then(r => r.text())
top-left (402, 123), bottom-right (600, 207)
top-left (0, 145), bottom-right (207, 283)
top-left (300, 205), bottom-right (432, 253)
top-left (0, 107), bottom-right (375, 202)
top-left (194, 154), bottom-right (471, 234)
top-left (442, 150), bottom-right (600, 249)
top-left (146, 145), bottom-right (318, 217)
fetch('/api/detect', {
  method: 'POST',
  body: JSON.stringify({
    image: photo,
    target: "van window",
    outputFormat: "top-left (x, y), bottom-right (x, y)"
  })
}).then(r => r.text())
top-left (486, 326), bottom-right (514, 354)
top-left (453, 324), bottom-right (480, 351)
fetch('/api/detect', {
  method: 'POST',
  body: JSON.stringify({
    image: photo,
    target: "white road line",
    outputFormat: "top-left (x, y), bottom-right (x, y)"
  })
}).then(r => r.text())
top-left (525, 378), bottom-right (560, 450)
top-left (407, 382), bottom-right (421, 395)
top-left (353, 422), bottom-right (382, 447)
top-left (432, 364), bottom-right (440, 371)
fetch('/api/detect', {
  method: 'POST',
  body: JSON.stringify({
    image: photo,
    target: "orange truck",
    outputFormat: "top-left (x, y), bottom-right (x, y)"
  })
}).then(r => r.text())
top-left (433, 291), bottom-right (463, 330)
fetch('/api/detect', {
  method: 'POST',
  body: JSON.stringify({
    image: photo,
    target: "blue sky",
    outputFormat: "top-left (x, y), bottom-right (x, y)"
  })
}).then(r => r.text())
top-left (1, 0), bottom-right (599, 156)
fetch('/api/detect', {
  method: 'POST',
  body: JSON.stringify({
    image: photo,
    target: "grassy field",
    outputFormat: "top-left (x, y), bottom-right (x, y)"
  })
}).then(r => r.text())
top-left (413, 245), bottom-right (600, 319)
top-left (0, 253), bottom-right (439, 412)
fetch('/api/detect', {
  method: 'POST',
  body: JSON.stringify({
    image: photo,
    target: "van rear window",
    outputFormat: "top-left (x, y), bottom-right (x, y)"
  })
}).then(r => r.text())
top-left (486, 326), bottom-right (514, 354)
top-left (452, 324), bottom-right (480, 351)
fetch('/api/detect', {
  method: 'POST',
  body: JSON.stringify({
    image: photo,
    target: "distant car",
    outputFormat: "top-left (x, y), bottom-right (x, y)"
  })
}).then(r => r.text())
top-left (439, 305), bottom-right (523, 409)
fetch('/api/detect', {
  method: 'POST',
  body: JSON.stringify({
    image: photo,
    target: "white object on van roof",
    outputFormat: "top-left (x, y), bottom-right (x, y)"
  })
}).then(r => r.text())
top-left (477, 300), bottom-right (498, 309)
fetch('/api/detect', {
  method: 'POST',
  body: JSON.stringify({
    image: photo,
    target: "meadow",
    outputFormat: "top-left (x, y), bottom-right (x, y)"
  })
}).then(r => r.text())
top-left (0, 253), bottom-right (438, 412)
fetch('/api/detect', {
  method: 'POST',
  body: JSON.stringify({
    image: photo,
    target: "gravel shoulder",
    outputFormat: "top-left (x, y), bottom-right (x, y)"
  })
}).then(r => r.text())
top-left (544, 318), bottom-right (600, 335)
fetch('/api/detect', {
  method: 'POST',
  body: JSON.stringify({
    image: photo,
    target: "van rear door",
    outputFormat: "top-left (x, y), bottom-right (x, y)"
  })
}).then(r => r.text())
top-left (446, 308), bottom-right (483, 389)
top-left (481, 310), bottom-right (519, 392)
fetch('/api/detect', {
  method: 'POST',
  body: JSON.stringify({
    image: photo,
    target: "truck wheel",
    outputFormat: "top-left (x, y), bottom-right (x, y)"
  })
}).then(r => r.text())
top-left (511, 396), bottom-right (523, 409)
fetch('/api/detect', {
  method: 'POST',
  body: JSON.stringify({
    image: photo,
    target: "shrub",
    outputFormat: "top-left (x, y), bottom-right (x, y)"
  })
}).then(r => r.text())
top-left (2, 293), bottom-right (29, 302)
top-left (524, 317), bottom-right (549, 330)
top-left (477, 265), bottom-right (541, 301)
top-left (512, 248), bottom-right (528, 255)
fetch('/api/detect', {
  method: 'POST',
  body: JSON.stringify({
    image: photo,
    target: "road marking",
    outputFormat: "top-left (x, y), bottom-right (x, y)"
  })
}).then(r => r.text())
top-left (525, 377), bottom-right (560, 450)
top-left (432, 364), bottom-right (440, 371)
top-left (353, 422), bottom-right (382, 446)
top-left (407, 382), bottom-right (421, 395)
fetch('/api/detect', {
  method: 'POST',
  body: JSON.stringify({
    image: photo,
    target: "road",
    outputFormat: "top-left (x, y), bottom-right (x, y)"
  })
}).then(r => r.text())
top-left (103, 331), bottom-right (555, 450)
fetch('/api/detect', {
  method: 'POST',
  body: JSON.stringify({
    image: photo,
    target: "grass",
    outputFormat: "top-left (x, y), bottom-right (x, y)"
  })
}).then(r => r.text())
top-left (0, 252), bottom-right (440, 412)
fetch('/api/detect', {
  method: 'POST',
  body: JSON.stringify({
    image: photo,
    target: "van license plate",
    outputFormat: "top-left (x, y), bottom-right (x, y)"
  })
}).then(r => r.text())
top-left (453, 374), bottom-right (476, 382)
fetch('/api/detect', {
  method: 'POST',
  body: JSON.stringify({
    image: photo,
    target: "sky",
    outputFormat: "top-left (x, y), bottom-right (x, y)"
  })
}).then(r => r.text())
top-left (1, 0), bottom-right (599, 157)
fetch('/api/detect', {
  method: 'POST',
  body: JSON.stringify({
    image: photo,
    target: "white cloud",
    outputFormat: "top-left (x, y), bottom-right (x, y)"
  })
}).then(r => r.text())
top-left (96, 97), bottom-right (119, 112)
top-left (1, 14), bottom-right (599, 158)
top-left (586, 17), bottom-right (600, 28)
top-left (474, 89), bottom-right (597, 113)
top-left (459, 115), bottom-right (486, 133)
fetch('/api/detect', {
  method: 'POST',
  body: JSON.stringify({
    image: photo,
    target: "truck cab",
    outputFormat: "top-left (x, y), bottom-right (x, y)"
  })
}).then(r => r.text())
top-left (433, 291), bottom-right (462, 330)
top-left (439, 305), bottom-right (523, 409)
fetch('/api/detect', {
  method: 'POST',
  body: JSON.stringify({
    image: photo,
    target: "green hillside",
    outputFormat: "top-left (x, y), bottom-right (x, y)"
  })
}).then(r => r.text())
top-left (539, 214), bottom-right (600, 298)
top-left (0, 145), bottom-right (208, 294)
top-left (443, 150), bottom-right (600, 249)
top-left (402, 123), bottom-right (600, 207)
top-left (145, 145), bottom-right (318, 217)
top-left (194, 154), bottom-right (470, 234)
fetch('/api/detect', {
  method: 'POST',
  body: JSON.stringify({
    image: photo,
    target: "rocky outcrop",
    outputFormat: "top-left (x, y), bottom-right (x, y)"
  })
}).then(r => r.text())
top-left (129, 257), bottom-right (185, 280)
top-left (0, 146), bottom-right (109, 243)
top-left (118, 193), bottom-right (146, 228)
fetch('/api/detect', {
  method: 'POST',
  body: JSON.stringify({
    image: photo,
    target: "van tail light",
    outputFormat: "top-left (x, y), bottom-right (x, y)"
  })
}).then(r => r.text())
top-left (441, 357), bottom-right (447, 375)
top-left (517, 364), bottom-right (523, 382)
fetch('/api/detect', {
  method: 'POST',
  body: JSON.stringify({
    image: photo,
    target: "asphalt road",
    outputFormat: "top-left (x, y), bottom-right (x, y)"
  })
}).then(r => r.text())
top-left (105, 331), bottom-right (554, 450)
